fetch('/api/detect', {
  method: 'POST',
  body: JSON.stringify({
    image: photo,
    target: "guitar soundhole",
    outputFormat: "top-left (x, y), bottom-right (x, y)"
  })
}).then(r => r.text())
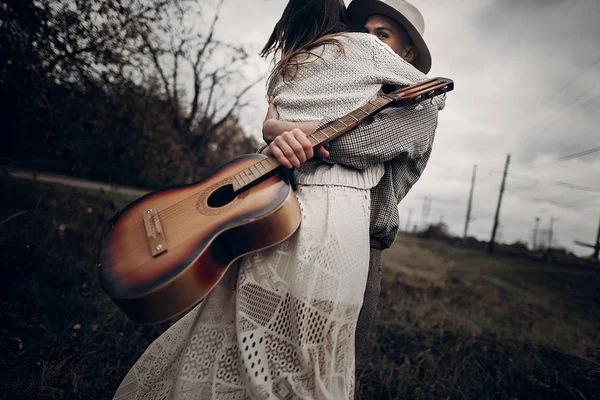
top-left (207, 184), bottom-right (236, 208)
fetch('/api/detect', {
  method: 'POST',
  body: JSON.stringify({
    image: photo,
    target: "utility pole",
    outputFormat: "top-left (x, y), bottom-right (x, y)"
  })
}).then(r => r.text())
top-left (405, 208), bottom-right (412, 233)
top-left (539, 229), bottom-right (548, 249)
top-left (421, 196), bottom-right (429, 230)
top-left (548, 217), bottom-right (555, 250)
top-left (421, 197), bottom-right (432, 230)
top-left (425, 198), bottom-right (432, 228)
top-left (594, 215), bottom-right (600, 260)
top-left (463, 165), bottom-right (477, 240)
top-left (573, 215), bottom-right (600, 259)
top-left (488, 154), bottom-right (511, 253)
top-left (532, 217), bottom-right (540, 250)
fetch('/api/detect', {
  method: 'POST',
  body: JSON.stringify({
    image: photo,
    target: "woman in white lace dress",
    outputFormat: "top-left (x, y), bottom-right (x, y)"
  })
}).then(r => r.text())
top-left (113, 0), bottom-right (435, 398)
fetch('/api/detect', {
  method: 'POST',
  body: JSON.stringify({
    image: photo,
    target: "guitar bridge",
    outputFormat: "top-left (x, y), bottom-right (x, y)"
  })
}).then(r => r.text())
top-left (142, 208), bottom-right (168, 257)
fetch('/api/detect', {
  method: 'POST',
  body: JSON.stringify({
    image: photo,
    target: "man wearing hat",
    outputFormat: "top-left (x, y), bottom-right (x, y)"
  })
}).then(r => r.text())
top-left (344, 0), bottom-right (436, 355)
top-left (347, 0), bottom-right (431, 75)
top-left (262, 0), bottom-right (442, 356)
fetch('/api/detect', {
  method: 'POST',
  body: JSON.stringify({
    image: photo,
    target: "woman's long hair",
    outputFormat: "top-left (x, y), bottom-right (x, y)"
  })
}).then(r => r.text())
top-left (261, 0), bottom-right (348, 89)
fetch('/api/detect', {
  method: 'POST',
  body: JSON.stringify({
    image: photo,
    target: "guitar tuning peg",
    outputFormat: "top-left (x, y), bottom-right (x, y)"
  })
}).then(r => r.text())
top-left (415, 103), bottom-right (424, 111)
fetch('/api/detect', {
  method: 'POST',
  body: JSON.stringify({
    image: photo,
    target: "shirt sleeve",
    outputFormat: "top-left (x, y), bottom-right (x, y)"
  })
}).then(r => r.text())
top-left (320, 101), bottom-right (439, 170)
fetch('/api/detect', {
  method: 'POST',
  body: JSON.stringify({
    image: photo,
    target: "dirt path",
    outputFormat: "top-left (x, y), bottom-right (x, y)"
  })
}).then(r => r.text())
top-left (4, 167), bottom-right (150, 198)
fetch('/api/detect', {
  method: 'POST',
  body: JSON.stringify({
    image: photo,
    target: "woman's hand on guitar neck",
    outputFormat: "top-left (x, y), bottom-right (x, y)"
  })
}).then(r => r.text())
top-left (263, 129), bottom-right (330, 169)
top-left (263, 96), bottom-right (329, 162)
top-left (263, 97), bottom-right (322, 143)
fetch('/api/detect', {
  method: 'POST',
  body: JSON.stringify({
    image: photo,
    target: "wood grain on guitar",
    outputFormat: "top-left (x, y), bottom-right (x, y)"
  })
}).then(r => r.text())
top-left (98, 78), bottom-right (454, 323)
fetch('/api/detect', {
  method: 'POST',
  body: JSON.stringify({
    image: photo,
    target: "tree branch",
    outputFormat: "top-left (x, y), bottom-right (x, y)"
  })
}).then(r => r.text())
top-left (141, 31), bottom-right (173, 106)
top-left (185, 0), bottom-right (223, 132)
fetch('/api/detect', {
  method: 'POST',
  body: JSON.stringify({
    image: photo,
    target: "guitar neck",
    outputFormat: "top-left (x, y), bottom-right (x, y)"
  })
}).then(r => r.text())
top-left (305, 94), bottom-right (396, 148)
top-left (229, 94), bottom-right (396, 192)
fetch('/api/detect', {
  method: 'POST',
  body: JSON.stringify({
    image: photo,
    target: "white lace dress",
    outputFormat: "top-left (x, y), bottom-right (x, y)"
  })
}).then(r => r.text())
top-left (114, 32), bottom-right (427, 400)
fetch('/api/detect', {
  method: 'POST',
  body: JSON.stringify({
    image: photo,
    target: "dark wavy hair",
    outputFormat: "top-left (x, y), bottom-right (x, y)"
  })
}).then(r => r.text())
top-left (261, 0), bottom-right (349, 89)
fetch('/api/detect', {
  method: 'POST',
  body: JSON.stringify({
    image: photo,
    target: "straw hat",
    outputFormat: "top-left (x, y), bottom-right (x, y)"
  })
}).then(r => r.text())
top-left (347, 0), bottom-right (432, 73)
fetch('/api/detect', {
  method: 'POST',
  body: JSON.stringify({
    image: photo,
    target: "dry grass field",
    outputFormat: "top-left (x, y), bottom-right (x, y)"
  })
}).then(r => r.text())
top-left (356, 236), bottom-right (600, 399)
top-left (1, 175), bottom-right (599, 399)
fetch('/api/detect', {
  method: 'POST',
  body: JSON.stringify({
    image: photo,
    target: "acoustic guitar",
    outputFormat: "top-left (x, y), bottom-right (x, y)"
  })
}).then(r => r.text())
top-left (98, 77), bottom-right (454, 323)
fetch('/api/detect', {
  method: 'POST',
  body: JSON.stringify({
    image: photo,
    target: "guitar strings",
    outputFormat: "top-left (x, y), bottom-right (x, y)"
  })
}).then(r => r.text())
top-left (124, 153), bottom-right (288, 231)
top-left (117, 158), bottom-right (275, 232)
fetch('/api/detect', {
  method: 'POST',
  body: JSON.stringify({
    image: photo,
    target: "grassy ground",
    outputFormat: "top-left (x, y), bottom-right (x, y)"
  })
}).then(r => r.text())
top-left (1, 175), bottom-right (599, 399)
top-left (356, 236), bottom-right (600, 399)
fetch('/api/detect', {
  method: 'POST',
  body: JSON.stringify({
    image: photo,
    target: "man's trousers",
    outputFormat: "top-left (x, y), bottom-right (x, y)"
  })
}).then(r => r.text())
top-left (355, 248), bottom-right (382, 354)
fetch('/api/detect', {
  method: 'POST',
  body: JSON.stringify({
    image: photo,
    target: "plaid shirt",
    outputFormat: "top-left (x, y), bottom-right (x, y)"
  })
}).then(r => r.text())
top-left (318, 98), bottom-right (442, 250)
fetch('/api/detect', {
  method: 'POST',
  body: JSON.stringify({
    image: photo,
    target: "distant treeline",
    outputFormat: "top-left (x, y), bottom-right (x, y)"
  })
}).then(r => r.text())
top-left (0, 0), bottom-right (261, 189)
top-left (417, 224), bottom-right (599, 269)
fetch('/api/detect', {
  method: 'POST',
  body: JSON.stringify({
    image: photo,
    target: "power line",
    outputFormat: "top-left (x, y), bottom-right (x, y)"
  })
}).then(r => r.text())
top-left (528, 198), bottom-right (598, 211)
top-left (500, 59), bottom-right (600, 184)
top-left (526, 81), bottom-right (600, 141)
top-left (452, 144), bottom-right (600, 185)
top-left (555, 146), bottom-right (600, 162)
top-left (576, 92), bottom-right (600, 113)
top-left (488, 170), bottom-right (600, 193)
top-left (554, 182), bottom-right (600, 193)
top-left (488, 170), bottom-right (539, 184)
top-left (525, 195), bottom-right (600, 211)
top-left (572, 172), bottom-right (600, 185)
top-left (519, 54), bottom-right (600, 139)
top-left (506, 144), bottom-right (600, 176)
top-left (550, 55), bottom-right (600, 99)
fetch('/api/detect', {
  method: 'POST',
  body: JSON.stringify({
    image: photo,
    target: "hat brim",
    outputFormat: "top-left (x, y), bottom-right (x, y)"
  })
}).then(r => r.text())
top-left (347, 0), bottom-right (432, 74)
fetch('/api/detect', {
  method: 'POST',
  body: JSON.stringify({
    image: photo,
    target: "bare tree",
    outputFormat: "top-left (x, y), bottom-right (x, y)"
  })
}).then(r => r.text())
top-left (2, 0), bottom-right (262, 138)
top-left (1, 0), bottom-right (263, 185)
top-left (1, 0), bottom-right (178, 84)
top-left (139, 0), bottom-right (264, 145)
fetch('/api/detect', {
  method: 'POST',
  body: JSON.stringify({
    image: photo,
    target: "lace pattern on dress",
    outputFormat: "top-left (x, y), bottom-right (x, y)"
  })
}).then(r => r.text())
top-left (114, 185), bottom-right (371, 400)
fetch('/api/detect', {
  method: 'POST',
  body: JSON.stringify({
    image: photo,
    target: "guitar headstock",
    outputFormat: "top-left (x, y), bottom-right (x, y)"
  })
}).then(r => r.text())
top-left (389, 77), bottom-right (454, 107)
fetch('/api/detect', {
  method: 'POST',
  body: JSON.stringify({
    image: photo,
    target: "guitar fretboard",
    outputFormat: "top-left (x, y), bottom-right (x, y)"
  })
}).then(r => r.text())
top-left (305, 95), bottom-right (395, 147)
top-left (230, 94), bottom-right (395, 192)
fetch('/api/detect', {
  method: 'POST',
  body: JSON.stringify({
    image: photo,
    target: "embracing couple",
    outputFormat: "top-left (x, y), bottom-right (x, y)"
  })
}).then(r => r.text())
top-left (114, 1), bottom-right (445, 399)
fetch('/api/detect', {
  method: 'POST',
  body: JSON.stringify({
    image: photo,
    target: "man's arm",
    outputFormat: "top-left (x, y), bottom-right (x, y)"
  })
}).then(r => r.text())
top-left (261, 97), bottom-right (328, 163)
top-left (262, 95), bottom-right (321, 144)
top-left (320, 102), bottom-right (439, 169)
top-left (263, 119), bottom-right (320, 144)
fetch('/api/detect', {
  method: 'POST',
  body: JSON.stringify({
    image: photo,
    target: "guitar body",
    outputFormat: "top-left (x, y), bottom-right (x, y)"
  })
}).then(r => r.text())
top-left (98, 154), bottom-right (301, 323)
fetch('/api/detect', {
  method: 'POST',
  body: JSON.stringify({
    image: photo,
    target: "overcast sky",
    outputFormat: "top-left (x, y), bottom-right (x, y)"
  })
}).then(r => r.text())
top-left (206, 0), bottom-right (600, 256)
